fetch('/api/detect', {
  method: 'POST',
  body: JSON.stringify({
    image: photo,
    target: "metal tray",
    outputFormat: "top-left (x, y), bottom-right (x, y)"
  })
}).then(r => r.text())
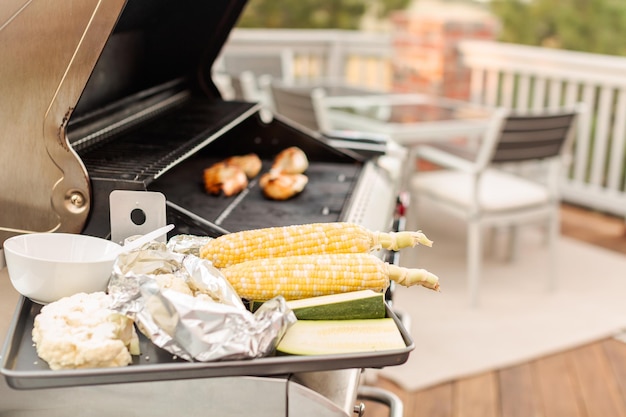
top-left (1, 296), bottom-right (414, 390)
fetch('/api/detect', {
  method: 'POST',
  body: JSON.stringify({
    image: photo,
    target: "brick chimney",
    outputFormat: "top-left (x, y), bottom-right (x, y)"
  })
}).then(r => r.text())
top-left (390, 1), bottom-right (499, 100)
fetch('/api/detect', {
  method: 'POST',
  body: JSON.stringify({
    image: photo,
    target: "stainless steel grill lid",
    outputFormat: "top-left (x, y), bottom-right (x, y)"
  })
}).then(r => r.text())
top-left (0, 0), bottom-right (247, 244)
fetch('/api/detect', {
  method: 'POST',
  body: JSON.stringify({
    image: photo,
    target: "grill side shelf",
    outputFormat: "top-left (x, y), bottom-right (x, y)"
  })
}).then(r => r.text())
top-left (1, 298), bottom-right (414, 390)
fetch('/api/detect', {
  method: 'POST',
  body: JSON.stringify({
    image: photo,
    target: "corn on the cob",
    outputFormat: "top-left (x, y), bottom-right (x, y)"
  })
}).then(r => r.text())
top-left (200, 222), bottom-right (433, 268)
top-left (219, 253), bottom-right (440, 300)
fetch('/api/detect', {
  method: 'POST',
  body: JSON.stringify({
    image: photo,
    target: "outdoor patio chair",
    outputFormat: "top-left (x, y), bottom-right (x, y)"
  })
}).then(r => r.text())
top-left (262, 78), bottom-right (390, 132)
top-left (214, 49), bottom-right (295, 83)
top-left (212, 70), bottom-right (263, 103)
top-left (212, 49), bottom-right (295, 109)
top-left (261, 78), bottom-right (403, 162)
top-left (409, 104), bottom-right (583, 307)
top-left (228, 71), bottom-right (261, 102)
top-left (261, 78), bottom-right (326, 132)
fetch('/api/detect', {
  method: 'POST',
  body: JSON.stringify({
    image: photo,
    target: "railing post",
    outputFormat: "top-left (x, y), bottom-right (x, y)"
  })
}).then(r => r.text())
top-left (325, 36), bottom-right (345, 81)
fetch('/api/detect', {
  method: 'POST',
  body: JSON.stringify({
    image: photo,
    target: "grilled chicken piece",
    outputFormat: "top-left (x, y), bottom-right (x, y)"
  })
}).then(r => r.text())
top-left (224, 153), bottom-right (262, 179)
top-left (270, 146), bottom-right (309, 175)
top-left (259, 172), bottom-right (309, 200)
top-left (203, 162), bottom-right (248, 197)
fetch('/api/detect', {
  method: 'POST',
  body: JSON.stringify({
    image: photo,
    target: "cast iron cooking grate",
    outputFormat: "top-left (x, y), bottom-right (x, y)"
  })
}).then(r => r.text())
top-left (150, 154), bottom-right (361, 232)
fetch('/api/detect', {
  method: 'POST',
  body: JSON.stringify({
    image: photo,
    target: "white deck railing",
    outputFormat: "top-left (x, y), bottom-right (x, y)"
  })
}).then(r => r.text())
top-left (458, 40), bottom-right (626, 218)
top-left (219, 28), bottom-right (393, 90)
top-left (220, 29), bottom-right (626, 220)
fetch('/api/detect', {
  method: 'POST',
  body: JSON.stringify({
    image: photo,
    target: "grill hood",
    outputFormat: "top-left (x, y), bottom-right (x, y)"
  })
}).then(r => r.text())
top-left (0, 0), bottom-right (247, 244)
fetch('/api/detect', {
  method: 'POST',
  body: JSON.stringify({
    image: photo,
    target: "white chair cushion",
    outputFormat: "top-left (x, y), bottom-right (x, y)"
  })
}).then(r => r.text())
top-left (411, 168), bottom-right (550, 212)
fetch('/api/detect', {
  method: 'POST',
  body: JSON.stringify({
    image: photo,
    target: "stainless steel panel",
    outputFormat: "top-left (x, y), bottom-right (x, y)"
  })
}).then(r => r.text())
top-left (289, 369), bottom-right (362, 417)
top-left (0, 0), bottom-right (126, 243)
top-left (0, 375), bottom-right (288, 417)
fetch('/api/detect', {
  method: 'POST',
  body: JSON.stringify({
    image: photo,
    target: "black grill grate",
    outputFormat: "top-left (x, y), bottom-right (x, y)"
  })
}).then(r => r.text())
top-left (149, 154), bottom-right (361, 233)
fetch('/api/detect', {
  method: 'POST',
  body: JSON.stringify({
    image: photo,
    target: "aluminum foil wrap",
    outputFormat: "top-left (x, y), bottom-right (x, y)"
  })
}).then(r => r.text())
top-left (108, 238), bottom-right (296, 362)
top-left (166, 234), bottom-right (213, 256)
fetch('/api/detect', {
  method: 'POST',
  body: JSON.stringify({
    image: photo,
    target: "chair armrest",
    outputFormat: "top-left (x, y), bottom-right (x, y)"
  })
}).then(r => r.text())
top-left (414, 144), bottom-right (479, 174)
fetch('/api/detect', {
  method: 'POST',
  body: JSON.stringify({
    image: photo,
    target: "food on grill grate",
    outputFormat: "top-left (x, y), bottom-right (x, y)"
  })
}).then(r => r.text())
top-left (203, 161), bottom-right (249, 196)
top-left (219, 252), bottom-right (439, 301)
top-left (203, 153), bottom-right (261, 197)
top-left (259, 147), bottom-right (310, 200)
top-left (270, 146), bottom-right (309, 175)
top-left (276, 318), bottom-right (405, 355)
top-left (31, 292), bottom-right (139, 370)
top-left (259, 171), bottom-right (309, 200)
top-left (201, 148), bottom-right (310, 200)
top-left (224, 153), bottom-right (262, 179)
top-left (199, 222), bottom-right (433, 268)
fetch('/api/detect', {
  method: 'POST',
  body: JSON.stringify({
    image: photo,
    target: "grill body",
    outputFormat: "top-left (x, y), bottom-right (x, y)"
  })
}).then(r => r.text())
top-left (0, 0), bottom-right (399, 243)
top-left (0, 1), bottom-right (405, 415)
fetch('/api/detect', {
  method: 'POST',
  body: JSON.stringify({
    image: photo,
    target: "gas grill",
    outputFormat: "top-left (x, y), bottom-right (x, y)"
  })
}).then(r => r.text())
top-left (74, 93), bottom-right (397, 238)
top-left (0, 1), bottom-right (409, 415)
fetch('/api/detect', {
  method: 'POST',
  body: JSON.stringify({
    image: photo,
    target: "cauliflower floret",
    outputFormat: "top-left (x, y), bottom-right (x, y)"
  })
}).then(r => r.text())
top-left (153, 273), bottom-right (193, 296)
top-left (153, 272), bottom-right (219, 302)
top-left (32, 292), bottom-right (139, 370)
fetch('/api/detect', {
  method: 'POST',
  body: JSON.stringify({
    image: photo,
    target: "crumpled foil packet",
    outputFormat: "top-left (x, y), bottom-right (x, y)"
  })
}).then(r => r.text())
top-left (166, 234), bottom-right (213, 257)
top-left (107, 237), bottom-right (296, 362)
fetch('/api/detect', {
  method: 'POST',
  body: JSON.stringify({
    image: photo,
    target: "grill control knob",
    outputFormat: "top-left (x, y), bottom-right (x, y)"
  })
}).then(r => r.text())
top-left (353, 403), bottom-right (365, 417)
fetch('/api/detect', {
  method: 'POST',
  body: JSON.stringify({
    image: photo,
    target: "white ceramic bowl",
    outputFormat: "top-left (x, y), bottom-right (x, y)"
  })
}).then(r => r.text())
top-left (3, 233), bottom-right (121, 304)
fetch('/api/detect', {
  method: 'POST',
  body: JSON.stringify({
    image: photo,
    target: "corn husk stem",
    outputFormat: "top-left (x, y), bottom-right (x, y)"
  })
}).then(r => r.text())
top-left (374, 231), bottom-right (433, 251)
top-left (387, 264), bottom-right (440, 291)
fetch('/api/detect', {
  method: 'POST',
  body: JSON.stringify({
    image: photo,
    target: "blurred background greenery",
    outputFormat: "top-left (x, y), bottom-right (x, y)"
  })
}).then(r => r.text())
top-left (237, 0), bottom-right (626, 56)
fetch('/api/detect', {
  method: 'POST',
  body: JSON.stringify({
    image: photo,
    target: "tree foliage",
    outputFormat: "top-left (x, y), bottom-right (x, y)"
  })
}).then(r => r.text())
top-left (490, 0), bottom-right (626, 56)
top-left (237, 0), bottom-right (411, 29)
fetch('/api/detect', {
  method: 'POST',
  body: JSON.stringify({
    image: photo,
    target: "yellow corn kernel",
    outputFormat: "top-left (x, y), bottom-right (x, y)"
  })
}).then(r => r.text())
top-left (219, 253), bottom-right (440, 301)
top-left (200, 222), bottom-right (433, 268)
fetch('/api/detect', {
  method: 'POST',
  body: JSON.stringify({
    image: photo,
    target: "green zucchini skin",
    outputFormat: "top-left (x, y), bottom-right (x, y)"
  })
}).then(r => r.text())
top-left (290, 295), bottom-right (386, 320)
top-left (252, 290), bottom-right (386, 320)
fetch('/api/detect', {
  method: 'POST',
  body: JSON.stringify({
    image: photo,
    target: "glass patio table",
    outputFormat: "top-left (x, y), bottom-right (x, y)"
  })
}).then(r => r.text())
top-left (317, 92), bottom-right (495, 192)
top-left (319, 92), bottom-right (494, 146)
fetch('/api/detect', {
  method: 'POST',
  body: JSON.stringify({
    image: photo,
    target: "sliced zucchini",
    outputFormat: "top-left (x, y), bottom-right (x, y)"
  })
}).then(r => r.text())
top-left (288, 290), bottom-right (386, 320)
top-left (276, 318), bottom-right (406, 355)
top-left (252, 290), bottom-right (386, 320)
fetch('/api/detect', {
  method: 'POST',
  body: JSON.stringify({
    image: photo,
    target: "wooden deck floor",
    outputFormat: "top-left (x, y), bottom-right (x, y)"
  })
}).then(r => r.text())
top-left (365, 204), bottom-right (626, 417)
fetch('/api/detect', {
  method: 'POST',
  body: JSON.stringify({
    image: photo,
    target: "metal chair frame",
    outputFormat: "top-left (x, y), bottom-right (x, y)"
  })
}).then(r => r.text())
top-left (410, 104), bottom-right (584, 307)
